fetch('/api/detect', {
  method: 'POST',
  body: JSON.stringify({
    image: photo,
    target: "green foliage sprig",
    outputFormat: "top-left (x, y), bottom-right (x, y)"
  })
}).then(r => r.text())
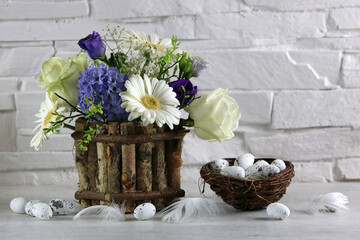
top-left (43, 93), bottom-right (107, 151)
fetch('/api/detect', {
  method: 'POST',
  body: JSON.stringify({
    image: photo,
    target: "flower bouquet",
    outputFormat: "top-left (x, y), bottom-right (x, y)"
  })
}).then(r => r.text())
top-left (30, 26), bottom-right (241, 212)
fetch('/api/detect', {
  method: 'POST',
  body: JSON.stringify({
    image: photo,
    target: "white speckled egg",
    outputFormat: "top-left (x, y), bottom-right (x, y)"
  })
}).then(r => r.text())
top-left (245, 160), bottom-right (269, 180)
top-left (133, 203), bottom-right (156, 220)
top-left (210, 159), bottom-right (230, 171)
top-left (10, 197), bottom-right (27, 214)
top-left (25, 200), bottom-right (45, 217)
top-left (31, 203), bottom-right (53, 221)
top-left (49, 199), bottom-right (74, 215)
top-left (261, 165), bottom-right (280, 178)
top-left (234, 153), bottom-right (255, 170)
top-left (271, 159), bottom-right (286, 171)
top-left (266, 203), bottom-right (290, 220)
top-left (220, 166), bottom-right (245, 179)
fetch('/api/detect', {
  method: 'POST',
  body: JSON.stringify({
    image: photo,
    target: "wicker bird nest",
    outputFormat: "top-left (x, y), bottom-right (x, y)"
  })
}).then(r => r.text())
top-left (200, 158), bottom-right (295, 210)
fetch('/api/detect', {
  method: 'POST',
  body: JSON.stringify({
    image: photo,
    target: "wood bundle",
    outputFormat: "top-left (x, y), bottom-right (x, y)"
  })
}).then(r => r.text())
top-left (72, 118), bottom-right (188, 212)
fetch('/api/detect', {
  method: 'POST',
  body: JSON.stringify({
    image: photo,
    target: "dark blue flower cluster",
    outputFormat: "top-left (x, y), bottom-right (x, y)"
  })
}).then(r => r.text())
top-left (77, 64), bottom-right (128, 121)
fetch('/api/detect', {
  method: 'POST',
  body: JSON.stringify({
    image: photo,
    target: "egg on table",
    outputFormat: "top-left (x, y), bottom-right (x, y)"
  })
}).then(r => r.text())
top-left (266, 202), bottom-right (290, 220)
top-left (220, 166), bottom-right (245, 179)
top-left (10, 197), bottom-right (27, 214)
top-left (49, 199), bottom-right (74, 215)
top-left (234, 153), bottom-right (254, 170)
top-left (31, 203), bottom-right (53, 221)
top-left (25, 200), bottom-right (45, 217)
top-left (133, 203), bottom-right (156, 220)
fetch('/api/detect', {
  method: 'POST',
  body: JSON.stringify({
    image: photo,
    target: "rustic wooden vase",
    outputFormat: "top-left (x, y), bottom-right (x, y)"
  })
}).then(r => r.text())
top-left (71, 117), bottom-right (188, 212)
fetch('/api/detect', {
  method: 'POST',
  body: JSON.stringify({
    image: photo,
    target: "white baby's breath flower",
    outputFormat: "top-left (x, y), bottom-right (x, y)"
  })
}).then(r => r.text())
top-left (121, 30), bottom-right (181, 57)
top-left (30, 93), bottom-right (66, 151)
top-left (120, 74), bottom-right (181, 129)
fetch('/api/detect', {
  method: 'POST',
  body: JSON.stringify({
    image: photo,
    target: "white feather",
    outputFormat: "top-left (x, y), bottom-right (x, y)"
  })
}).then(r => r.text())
top-left (159, 197), bottom-right (234, 223)
top-left (72, 203), bottom-right (126, 221)
top-left (307, 192), bottom-right (349, 214)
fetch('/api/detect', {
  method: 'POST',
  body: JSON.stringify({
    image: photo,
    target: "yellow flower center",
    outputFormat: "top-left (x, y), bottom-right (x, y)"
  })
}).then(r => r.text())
top-left (141, 95), bottom-right (161, 110)
top-left (43, 109), bottom-right (55, 127)
top-left (143, 42), bottom-right (163, 50)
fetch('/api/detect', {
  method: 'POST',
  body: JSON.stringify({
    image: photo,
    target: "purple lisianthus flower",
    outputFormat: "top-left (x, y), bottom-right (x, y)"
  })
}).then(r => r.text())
top-left (189, 56), bottom-right (208, 78)
top-left (78, 31), bottom-right (106, 60)
top-left (78, 64), bottom-right (128, 121)
top-left (168, 79), bottom-right (197, 108)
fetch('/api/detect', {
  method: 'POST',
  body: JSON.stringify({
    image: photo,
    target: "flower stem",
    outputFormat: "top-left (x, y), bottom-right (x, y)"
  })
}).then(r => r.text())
top-left (63, 123), bottom-right (75, 131)
top-left (179, 117), bottom-right (194, 127)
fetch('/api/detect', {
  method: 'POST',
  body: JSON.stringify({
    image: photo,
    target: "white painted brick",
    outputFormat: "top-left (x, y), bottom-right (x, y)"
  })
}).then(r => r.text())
top-left (0, 1), bottom-right (89, 20)
top-left (0, 41), bottom-right (52, 48)
top-left (92, 0), bottom-right (239, 19)
top-left (196, 50), bottom-right (337, 90)
top-left (272, 90), bottom-right (360, 129)
top-left (16, 92), bottom-right (44, 129)
top-left (229, 91), bottom-right (272, 124)
top-left (15, 93), bottom-right (76, 133)
top-left (17, 130), bottom-right (74, 152)
top-left (181, 39), bottom-right (277, 50)
top-left (196, 12), bottom-right (326, 39)
top-left (330, 8), bottom-right (360, 30)
top-left (19, 78), bottom-right (40, 92)
top-left (244, 0), bottom-right (360, 11)
top-left (0, 152), bottom-right (74, 171)
top-left (0, 46), bottom-right (54, 76)
top-left (180, 165), bottom-right (213, 197)
top-left (245, 128), bottom-right (360, 161)
top-left (0, 112), bottom-right (16, 152)
top-left (288, 51), bottom-right (341, 86)
top-left (181, 165), bottom-right (202, 187)
top-left (182, 131), bottom-right (245, 165)
top-left (54, 41), bottom-right (80, 59)
top-left (0, 93), bottom-right (15, 111)
top-left (0, 78), bottom-right (18, 93)
top-left (326, 30), bottom-right (360, 38)
top-left (293, 162), bottom-right (334, 182)
top-left (0, 18), bottom-right (195, 41)
top-left (294, 38), bottom-right (360, 51)
top-left (342, 53), bottom-right (360, 88)
top-left (336, 158), bottom-right (360, 180)
top-left (0, 168), bottom-right (77, 186)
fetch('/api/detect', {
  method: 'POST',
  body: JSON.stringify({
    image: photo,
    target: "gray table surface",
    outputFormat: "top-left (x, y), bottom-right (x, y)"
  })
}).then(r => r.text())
top-left (0, 182), bottom-right (359, 240)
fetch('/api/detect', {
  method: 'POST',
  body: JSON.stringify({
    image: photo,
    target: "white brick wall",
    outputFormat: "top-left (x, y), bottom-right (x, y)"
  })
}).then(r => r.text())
top-left (1, 0), bottom-right (360, 186)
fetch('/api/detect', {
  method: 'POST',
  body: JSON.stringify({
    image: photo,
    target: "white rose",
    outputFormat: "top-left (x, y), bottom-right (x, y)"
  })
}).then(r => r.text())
top-left (185, 88), bottom-right (241, 142)
top-left (39, 55), bottom-right (87, 108)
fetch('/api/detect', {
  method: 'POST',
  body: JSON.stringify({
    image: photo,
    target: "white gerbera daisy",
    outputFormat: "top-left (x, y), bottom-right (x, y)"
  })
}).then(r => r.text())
top-left (30, 93), bottom-right (66, 151)
top-left (120, 74), bottom-right (181, 129)
top-left (122, 30), bottom-right (181, 56)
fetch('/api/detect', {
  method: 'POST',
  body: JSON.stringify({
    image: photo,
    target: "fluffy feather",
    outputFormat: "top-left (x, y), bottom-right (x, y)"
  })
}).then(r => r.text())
top-left (73, 202), bottom-right (126, 221)
top-left (159, 197), bottom-right (234, 223)
top-left (307, 192), bottom-right (349, 214)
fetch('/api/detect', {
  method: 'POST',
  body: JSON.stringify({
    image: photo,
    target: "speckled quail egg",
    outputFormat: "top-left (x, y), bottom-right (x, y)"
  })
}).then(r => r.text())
top-left (49, 199), bottom-right (74, 215)
top-left (220, 166), bottom-right (245, 179)
top-left (10, 197), bottom-right (27, 214)
top-left (133, 203), bottom-right (156, 220)
top-left (25, 200), bottom-right (45, 217)
top-left (266, 203), bottom-right (290, 220)
top-left (31, 203), bottom-right (53, 221)
top-left (271, 159), bottom-right (286, 171)
top-left (210, 159), bottom-right (230, 171)
top-left (234, 153), bottom-right (255, 170)
top-left (261, 165), bottom-right (280, 178)
top-left (245, 160), bottom-right (269, 180)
